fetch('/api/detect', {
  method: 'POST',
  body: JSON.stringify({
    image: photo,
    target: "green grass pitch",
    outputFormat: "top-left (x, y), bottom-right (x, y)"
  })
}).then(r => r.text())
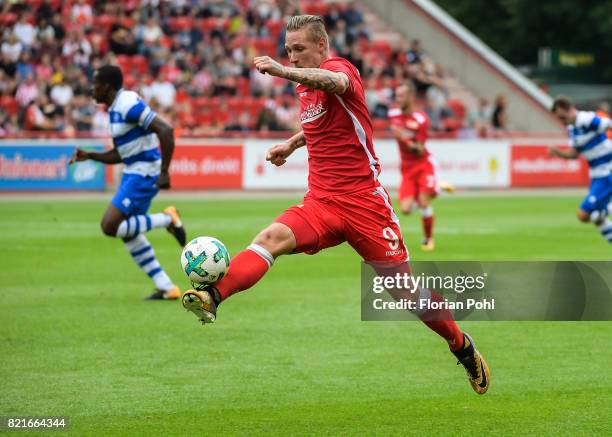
top-left (1, 193), bottom-right (611, 436)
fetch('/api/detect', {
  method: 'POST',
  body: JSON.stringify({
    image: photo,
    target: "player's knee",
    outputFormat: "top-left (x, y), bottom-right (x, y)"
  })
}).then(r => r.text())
top-left (253, 224), bottom-right (295, 255)
top-left (100, 220), bottom-right (118, 237)
top-left (400, 201), bottom-right (414, 215)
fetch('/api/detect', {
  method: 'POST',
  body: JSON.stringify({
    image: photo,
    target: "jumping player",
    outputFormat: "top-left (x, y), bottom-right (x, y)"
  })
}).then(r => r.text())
top-left (182, 16), bottom-right (490, 394)
top-left (70, 65), bottom-right (186, 299)
top-left (388, 82), bottom-right (451, 251)
top-left (550, 96), bottom-right (612, 244)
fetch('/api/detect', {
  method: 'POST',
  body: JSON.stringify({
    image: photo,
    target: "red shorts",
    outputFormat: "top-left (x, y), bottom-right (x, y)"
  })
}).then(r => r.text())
top-left (275, 187), bottom-right (408, 263)
top-left (399, 157), bottom-right (438, 201)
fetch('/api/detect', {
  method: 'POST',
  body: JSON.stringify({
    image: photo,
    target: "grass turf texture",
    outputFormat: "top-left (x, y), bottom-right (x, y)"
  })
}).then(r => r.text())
top-left (1, 193), bottom-right (610, 436)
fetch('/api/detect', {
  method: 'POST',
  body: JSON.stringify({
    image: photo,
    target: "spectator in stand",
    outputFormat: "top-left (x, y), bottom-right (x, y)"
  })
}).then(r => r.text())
top-left (72, 71), bottom-right (91, 96)
top-left (0, 69), bottom-right (16, 96)
top-left (70, 93), bottom-right (94, 132)
top-left (36, 0), bottom-right (57, 24)
top-left (15, 72), bottom-right (38, 108)
top-left (62, 29), bottom-right (92, 61)
top-left (255, 104), bottom-right (282, 132)
top-left (137, 17), bottom-right (164, 52)
top-left (49, 12), bottom-right (66, 41)
top-left (0, 0), bottom-right (465, 135)
top-left (13, 14), bottom-right (37, 50)
top-left (341, 1), bottom-right (364, 41)
top-left (0, 107), bottom-right (15, 136)
top-left (91, 104), bottom-right (109, 137)
top-left (324, 2), bottom-right (342, 31)
top-left (374, 75), bottom-right (394, 118)
top-left (23, 95), bottom-right (56, 131)
top-left (491, 93), bottom-right (508, 130)
top-left (407, 39), bottom-right (423, 64)
top-left (34, 53), bottom-right (53, 82)
top-left (467, 97), bottom-right (493, 137)
top-left (329, 19), bottom-right (348, 53)
top-left (15, 52), bottom-right (34, 81)
top-left (150, 73), bottom-right (176, 111)
top-left (50, 77), bottom-right (74, 111)
top-left (70, 0), bottom-right (94, 27)
top-left (1, 33), bottom-right (23, 64)
top-left (109, 20), bottom-right (138, 55)
top-left (274, 91), bottom-right (299, 130)
top-left (37, 17), bottom-right (55, 43)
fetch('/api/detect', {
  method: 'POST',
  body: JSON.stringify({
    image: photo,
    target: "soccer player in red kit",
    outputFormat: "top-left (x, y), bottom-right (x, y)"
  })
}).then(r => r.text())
top-left (182, 15), bottom-right (490, 394)
top-left (388, 82), bottom-right (451, 251)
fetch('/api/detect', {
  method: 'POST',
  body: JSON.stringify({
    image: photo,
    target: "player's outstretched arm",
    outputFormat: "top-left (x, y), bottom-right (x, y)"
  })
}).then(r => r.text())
top-left (548, 147), bottom-right (579, 159)
top-left (69, 147), bottom-right (121, 165)
top-left (390, 125), bottom-right (424, 156)
top-left (148, 116), bottom-right (175, 189)
top-left (253, 56), bottom-right (349, 94)
top-left (266, 130), bottom-right (306, 166)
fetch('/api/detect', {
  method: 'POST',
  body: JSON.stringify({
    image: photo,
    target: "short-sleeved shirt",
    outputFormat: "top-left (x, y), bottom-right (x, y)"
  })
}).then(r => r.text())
top-left (296, 57), bottom-right (380, 198)
top-left (388, 107), bottom-right (430, 171)
top-left (569, 111), bottom-right (612, 179)
top-left (108, 89), bottom-right (161, 177)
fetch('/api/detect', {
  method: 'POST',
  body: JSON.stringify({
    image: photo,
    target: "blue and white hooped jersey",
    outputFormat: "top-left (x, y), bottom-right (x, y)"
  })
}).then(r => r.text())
top-left (569, 111), bottom-right (612, 179)
top-left (108, 89), bottom-right (161, 177)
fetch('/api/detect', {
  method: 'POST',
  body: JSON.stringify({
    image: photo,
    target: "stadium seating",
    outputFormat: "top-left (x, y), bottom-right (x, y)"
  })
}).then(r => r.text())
top-left (0, 0), bottom-right (472, 136)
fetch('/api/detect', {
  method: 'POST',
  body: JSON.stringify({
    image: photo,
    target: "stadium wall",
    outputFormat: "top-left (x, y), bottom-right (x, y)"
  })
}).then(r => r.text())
top-left (0, 139), bottom-right (588, 191)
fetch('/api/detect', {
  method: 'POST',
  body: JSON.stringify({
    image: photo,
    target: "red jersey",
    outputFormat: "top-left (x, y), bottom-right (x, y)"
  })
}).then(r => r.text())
top-left (388, 107), bottom-right (430, 171)
top-left (297, 57), bottom-right (380, 198)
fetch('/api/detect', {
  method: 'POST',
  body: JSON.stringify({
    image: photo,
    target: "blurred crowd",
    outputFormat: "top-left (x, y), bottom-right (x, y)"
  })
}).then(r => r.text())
top-left (1, 0), bottom-right (485, 137)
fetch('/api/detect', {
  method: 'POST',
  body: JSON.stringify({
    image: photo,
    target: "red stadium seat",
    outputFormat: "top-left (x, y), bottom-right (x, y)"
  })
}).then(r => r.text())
top-left (116, 55), bottom-right (132, 73)
top-left (227, 97), bottom-right (243, 110)
top-left (447, 99), bottom-right (466, 120)
top-left (196, 113), bottom-right (213, 125)
top-left (0, 13), bottom-right (18, 27)
top-left (130, 55), bottom-right (149, 75)
top-left (253, 39), bottom-right (276, 56)
top-left (302, 2), bottom-right (329, 17)
top-left (0, 96), bottom-right (19, 116)
top-left (266, 20), bottom-right (283, 40)
top-left (237, 77), bottom-right (250, 96)
top-left (121, 16), bottom-right (135, 28)
top-left (95, 15), bottom-right (117, 33)
top-left (123, 74), bottom-right (137, 89)
top-left (371, 41), bottom-right (392, 61)
top-left (169, 17), bottom-right (194, 32)
top-left (193, 96), bottom-right (210, 110)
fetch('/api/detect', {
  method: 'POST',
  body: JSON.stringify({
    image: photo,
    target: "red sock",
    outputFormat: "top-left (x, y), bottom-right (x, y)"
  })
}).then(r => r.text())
top-left (422, 215), bottom-right (434, 240)
top-left (419, 291), bottom-right (464, 351)
top-left (214, 248), bottom-right (271, 301)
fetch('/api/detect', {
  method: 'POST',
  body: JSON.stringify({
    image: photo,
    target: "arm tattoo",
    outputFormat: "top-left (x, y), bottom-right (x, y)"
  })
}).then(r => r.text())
top-left (283, 68), bottom-right (349, 94)
top-left (288, 131), bottom-right (306, 150)
top-left (295, 132), bottom-right (306, 148)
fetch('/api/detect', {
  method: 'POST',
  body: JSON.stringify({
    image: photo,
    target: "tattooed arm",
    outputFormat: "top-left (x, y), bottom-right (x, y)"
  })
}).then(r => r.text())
top-left (282, 67), bottom-right (349, 94)
top-left (253, 56), bottom-right (349, 94)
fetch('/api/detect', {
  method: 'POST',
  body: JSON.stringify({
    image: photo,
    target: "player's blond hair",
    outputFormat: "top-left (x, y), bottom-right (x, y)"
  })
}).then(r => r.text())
top-left (286, 15), bottom-right (329, 48)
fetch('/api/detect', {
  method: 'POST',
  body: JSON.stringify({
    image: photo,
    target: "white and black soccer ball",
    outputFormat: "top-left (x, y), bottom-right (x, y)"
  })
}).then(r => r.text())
top-left (180, 236), bottom-right (230, 284)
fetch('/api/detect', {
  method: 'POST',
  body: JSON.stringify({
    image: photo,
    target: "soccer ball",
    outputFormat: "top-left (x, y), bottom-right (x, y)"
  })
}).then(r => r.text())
top-left (181, 236), bottom-right (230, 284)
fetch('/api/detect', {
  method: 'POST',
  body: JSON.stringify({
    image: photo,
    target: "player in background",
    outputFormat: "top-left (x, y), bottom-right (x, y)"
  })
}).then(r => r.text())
top-left (388, 82), bottom-right (452, 251)
top-left (182, 15), bottom-right (490, 395)
top-left (70, 65), bottom-right (186, 299)
top-left (550, 96), bottom-right (612, 245)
